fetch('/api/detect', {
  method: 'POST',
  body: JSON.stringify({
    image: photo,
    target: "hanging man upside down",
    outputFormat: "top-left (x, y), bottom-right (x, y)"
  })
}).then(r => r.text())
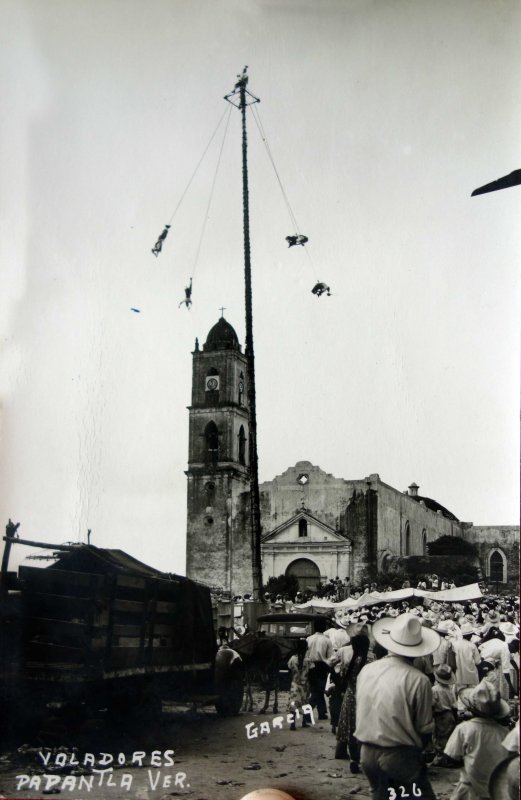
top-left (179, 278), bottom-right (193, 309)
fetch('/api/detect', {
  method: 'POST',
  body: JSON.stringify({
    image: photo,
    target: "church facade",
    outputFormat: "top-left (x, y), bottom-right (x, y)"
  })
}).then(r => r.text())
top-left (185, 318), bottom-right (519, 595)
top-left (259, 463), bottom-right (466, 587)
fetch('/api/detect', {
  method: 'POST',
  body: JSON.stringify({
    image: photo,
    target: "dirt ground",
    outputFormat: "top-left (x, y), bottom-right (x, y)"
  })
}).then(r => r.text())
top-left (0, 689), bottom-right (463, 800)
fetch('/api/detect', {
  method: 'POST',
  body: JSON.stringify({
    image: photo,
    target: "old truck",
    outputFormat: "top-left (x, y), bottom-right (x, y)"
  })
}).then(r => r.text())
top-left (0, 531), bottom-right (243, 731)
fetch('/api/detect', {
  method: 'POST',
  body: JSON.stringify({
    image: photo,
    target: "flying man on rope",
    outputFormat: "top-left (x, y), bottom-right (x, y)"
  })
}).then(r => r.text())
top-left (179, 278), bottom-right (193, 309)
top-left (151, 224), bottom-right (171, 257)
top-left (286, 234), bottom-right (309, 248)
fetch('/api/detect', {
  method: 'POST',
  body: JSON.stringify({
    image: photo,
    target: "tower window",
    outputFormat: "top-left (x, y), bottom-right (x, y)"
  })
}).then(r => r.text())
top-left (238, 425), bottom-right (246, 465)
top-left (205, 421), bottom-right (219, 463)
top-left (205, 482), bottom-right (216, 504)
top-left (298, 518), bottom-right (308, 537)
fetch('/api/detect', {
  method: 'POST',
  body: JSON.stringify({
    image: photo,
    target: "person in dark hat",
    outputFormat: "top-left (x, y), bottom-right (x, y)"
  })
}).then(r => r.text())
top-left (444, 680), bottom-right (510, 799)
top-left (354, 613), bottom-right (440, 799)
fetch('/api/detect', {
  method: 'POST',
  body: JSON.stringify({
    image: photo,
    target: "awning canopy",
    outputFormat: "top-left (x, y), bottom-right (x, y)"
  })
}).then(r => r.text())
top-left (294, 583), bottom-right (483, 612)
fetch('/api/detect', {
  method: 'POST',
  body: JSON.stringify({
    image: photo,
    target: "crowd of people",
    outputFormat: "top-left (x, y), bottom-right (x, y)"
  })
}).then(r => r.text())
top-left (259, 575), bottom-right (471, 606)
top-left (284, 595), bottom-right (519, 800)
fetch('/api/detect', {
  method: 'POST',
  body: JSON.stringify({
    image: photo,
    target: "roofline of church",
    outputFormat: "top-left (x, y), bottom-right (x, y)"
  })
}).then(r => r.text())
top-left (262, 508), bottom-right (347, 542)
top-left (259, 463), bottom-right (462, 524)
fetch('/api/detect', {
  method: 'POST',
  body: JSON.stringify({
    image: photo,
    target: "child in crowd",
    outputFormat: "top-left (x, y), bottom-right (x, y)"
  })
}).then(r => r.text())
top-left (444, 679), bottom-right (510, 799)
top-left (287, 638), bottom-right (312, 730)
top-left (431, 664), bottom-right (458, 766)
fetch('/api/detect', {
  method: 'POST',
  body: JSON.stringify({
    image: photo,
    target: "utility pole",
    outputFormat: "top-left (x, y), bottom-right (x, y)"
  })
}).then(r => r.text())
top-left (225, 68), bottom-right (263, 600)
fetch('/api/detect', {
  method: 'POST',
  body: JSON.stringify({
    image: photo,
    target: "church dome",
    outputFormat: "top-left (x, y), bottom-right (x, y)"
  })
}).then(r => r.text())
top-left (203, 317), bottom-right (240, 351)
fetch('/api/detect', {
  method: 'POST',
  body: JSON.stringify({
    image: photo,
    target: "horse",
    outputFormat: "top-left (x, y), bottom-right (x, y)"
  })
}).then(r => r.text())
top-left (230, 631), bottom-right (283, 714)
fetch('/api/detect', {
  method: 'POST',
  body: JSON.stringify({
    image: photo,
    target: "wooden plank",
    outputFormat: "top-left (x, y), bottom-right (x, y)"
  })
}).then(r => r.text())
top-left (113, 598), bottom-right (146, 613)
top-left (116, 574), bottom-right (146, 590)
top-left (150, 624), bottom-right (177, 636)
top-left (26, 641), bottom-right (86, 664)
top-left (23, 591), bottom-right (91, 620)
top-left (20, 566), bottom-right (105, 595)
top-left (25, 617), bottom-right (88, 639)
top-left (106, 647), bottom-right (144, 669)
top-left (112, 624), bottom-right (142, 637)
top-left (155, 601), bottom-right (177, 613)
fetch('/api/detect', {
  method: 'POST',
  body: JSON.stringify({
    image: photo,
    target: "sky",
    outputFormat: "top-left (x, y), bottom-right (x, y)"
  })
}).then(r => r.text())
top-left (1, 0), bottom-right (520, 576)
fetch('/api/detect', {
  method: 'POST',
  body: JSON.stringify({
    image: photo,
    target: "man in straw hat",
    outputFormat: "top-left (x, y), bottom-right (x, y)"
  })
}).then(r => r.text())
top-left (444, 679), bottom-right (510, 799)
top-left (354, 612), bottom-right (440, 799)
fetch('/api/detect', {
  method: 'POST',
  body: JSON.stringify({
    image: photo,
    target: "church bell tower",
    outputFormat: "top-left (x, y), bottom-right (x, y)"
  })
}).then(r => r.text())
top-left (185, 317), bottom-right (253, 594)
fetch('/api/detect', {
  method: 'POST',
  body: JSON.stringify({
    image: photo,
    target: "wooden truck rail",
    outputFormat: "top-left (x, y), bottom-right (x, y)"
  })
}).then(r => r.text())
top-left (18, 563), bottom-right (215, 681)
top-left (1, 529), bottom-right (244, 723)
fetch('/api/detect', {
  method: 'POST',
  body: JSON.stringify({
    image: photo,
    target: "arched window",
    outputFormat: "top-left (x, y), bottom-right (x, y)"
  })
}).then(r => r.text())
top-left (488, 549), bottom-right (507, 583)
top-left (205, 481), bottom-right (216, 506)
top-left (404, 521), bottom-right (411, 556)
top-left (238, 371), bottom-right (244, 406)
top-left (421, 529), bottom-right (427, 555)
top-left (298, 518), bottom-right (308, 538)
top-left (205, 421), bottom-right (219, 463)
top-left (238, 425), bottom-right (246, 465)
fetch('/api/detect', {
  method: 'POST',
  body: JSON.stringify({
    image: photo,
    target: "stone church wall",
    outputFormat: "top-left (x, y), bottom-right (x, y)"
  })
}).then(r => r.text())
top-left (375, 478), bottom-right (464, 560)
top-left (462, 526), bottom-right (519, 590)
top-left (344, 488), bottom-right (377, 580)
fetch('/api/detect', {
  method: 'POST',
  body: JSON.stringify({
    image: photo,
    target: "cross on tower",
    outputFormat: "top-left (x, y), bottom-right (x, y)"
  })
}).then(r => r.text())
top-left (219, 306), bottom-right (226, 318)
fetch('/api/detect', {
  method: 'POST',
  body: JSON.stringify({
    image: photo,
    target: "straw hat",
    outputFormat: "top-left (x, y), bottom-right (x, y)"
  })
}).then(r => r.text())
top-left (459, 621), bottom-right (476, 637)
top-left (436, 619), bottom-right (460, 636)
top-left (372, 613), bottom-right (440, 657)
top-left (499, 621), bottom-right (518, 637)
top-left (434, 664), bottom-right (453, 685)
top-left (459, 679), bottom-right (510, 719)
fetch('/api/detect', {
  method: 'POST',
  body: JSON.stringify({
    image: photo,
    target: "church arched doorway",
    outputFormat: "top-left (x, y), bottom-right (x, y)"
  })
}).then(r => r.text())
top-left (488, 549), bottom-right (507, 584)
top-left (286, 558), bottom-right (321, 592)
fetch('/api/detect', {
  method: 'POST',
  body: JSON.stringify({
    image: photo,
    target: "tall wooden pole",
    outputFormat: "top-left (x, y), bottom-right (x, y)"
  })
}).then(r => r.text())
top-left (227, 69), bottom-right (263, 600)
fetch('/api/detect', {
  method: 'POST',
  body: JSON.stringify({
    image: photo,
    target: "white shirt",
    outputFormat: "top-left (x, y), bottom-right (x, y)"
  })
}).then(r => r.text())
top-left (479, 638), bottom-right (511, 674)
top-left (325, 627), bottom-right (350, 649)
top-left (445, 717), bottom-right (508, 796)
top-left (452, 638), bottom-right (480, 686)
top-left (355, 655), bottom-right (433, 748)
top-left (306, 631), bottom-right (333, 663)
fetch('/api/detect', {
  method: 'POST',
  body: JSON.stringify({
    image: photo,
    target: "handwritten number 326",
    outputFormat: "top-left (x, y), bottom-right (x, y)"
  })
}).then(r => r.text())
top-left (388, 786), bottom-right (422, 799)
